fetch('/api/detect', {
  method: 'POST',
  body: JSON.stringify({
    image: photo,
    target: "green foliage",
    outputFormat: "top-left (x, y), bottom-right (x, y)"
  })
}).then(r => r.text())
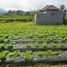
top-left (24, 51), bottom-right (32, 61)
top-left (0, 22), bottom-right (67, 62)
top-left (7, 50), bottom-right (20, 57)
top-left (34, 42), bottom-right (39, 48)
top-left (58, 42), bottom-right (64, 47)
top-left (0, 43), bottom-right (5, 49)
top-left (4, 10), bottom-right (32, 16)
top-left (6, 42), bottom-right (15, 49)
top-left (0, 18), bottom-right (33, 22)
top-left (42, 42), bottom-right (47, 48)
top-left (0, 10), bottom-right (33, 22)
top-left (0, 50), bottom-right (9, 58)
top-left (51, 42), bottom-right (57, 47)
top-left (35, 50), bottom-right (62, 57)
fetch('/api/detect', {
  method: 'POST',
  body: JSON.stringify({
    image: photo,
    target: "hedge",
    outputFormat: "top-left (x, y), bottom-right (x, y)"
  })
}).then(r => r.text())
top-left (0, 18), bottom-right (33, 22)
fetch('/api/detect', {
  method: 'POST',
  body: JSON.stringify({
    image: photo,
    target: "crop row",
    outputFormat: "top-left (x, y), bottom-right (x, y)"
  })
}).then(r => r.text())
top-left (0, 23), bottom-right (67, 63)
top-left (0, 33), bottom-right (67, 43)
top-left (3, 36), bottom-right (67, 41)
top-left (0, 50), bottom-right (67, 63)
top-left (0, 27), bottom-right (67, 42)
top-left (0, 41), bottom-right (67, 50)
top-left (0, 18), bottom-right (33, 22)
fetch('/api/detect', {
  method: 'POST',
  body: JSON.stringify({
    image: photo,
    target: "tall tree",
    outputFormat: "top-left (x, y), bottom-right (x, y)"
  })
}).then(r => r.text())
top-left (60, 5), bottom-right (65, 11)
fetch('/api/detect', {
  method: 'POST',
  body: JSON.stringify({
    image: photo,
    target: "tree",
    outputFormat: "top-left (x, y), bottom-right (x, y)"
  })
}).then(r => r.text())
top-left (60, 5), bottom-right (65, 11)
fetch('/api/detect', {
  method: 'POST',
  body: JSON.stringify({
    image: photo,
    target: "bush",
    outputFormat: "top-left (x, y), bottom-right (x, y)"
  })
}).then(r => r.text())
top-left (64, 17), bottom-right (67, 24)
top-left (0, 18), bottom-right (33, 22)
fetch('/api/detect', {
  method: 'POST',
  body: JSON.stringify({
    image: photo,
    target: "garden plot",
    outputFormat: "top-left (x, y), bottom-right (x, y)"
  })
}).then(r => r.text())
top-left (0, 50), bottom-right (67, 63)
top-left (0, 23), bottom-right (67, 63)
top-left (0, 39), bottom-right (67, 50)
top-left (0, 32), bottom-right (67, 50)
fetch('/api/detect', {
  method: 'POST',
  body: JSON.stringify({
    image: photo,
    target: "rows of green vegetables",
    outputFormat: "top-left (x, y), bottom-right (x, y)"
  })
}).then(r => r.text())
top-left (0, 41), bottom-right (67, 50)
top-left (0, 22), bottom-right (67, 63)
top-left (0, 50), bottom-right (67, 62)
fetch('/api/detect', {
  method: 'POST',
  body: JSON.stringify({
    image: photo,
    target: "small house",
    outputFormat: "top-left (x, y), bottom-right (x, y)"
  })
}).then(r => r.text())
top-left (35, 5), bottom-right (63, 25)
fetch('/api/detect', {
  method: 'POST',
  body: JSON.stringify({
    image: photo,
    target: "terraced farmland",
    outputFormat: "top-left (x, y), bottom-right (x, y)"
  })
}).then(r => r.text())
top-left (0, 22), bottom-right (67, 66)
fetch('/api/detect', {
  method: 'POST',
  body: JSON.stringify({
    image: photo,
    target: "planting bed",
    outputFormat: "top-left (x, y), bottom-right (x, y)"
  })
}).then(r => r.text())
top-left (0, 41), bottom-right (67, 50)
top-left (0, 22), bottom-right (67, 64)
top-left (0, 50), bottom-right (67, 63)
top-left (0, 35), bottom-right (67, 50)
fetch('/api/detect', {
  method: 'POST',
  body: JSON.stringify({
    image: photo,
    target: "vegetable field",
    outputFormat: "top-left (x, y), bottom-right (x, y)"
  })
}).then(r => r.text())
top-left (0, 22), bottom-right (67, 66)
top-left (0, 16), bottom-right (33, 22)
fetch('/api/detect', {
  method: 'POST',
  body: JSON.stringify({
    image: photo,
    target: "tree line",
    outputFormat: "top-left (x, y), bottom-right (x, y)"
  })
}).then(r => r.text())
top-left (2, 10), bottom-right (36, 17)
top-left (0, 5), bottom-right (67, 17)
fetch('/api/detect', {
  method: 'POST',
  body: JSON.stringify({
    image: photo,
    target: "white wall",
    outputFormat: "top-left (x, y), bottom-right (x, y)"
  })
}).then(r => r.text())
top-left (35, 11), bottom-right (63, 25)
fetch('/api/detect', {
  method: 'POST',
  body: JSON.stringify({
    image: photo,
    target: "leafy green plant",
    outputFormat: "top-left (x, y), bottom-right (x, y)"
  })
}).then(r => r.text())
top-left (33, 38), bottom-right (39, 40)
top-left (0, 43), bottom-right (5, 49)
top-left (7, 50), bottom-right (20, 58)
top-left (0, 50), bottom-right (9, 61)
top-left (26, 43), bottom-right (31, 48)
top-left (0, 37), bottom-right (4, 43)
top-left (52, 50), bottom-right (62, 55)
top-left (6, 42), bottom-right (15, 49)
top-left (52, 37), bottom-right (57, 40)
top-left (51, 42), bottom-right (57, 47)
top-left (36, 51), bottom-right (44, 57)
top-left (34, 42), bottom-right (39, 48)
top-left (58, 42), bottom-right (64, 47)
top-left (41, 42), bottom-right (47, 48)
top-left (34, 50), bottom-right (62, 57)
top-left (24, 51), bottom-right (32, 61)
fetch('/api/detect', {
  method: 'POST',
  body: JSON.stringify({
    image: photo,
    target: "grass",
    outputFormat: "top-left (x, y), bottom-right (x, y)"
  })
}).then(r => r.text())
top-left (0, 15), bottom-right (33, 22)
top-left (0, 21), bottom-right (66, 28)
top-left (0, 15), bottom-right (33, 18)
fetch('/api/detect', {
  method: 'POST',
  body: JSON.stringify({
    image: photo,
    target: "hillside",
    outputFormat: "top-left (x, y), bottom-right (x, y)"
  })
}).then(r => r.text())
top-left (0, 8), bottom-right (6, 14)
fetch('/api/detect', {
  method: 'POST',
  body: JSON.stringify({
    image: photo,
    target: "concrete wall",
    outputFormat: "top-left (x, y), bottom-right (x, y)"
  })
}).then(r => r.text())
top-left (35, 11), bottom-right (63, 25)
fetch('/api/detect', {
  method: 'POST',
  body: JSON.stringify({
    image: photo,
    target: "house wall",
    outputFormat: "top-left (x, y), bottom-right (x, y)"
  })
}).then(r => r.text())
top-left (66, 12), bottom-right (67, 17)
top-left (35, 11), bottom-right (63, 25)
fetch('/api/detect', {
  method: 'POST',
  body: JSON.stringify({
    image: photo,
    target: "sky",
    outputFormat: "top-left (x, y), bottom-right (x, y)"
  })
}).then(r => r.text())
top-left (0, 0), bottom-right (67, 11)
